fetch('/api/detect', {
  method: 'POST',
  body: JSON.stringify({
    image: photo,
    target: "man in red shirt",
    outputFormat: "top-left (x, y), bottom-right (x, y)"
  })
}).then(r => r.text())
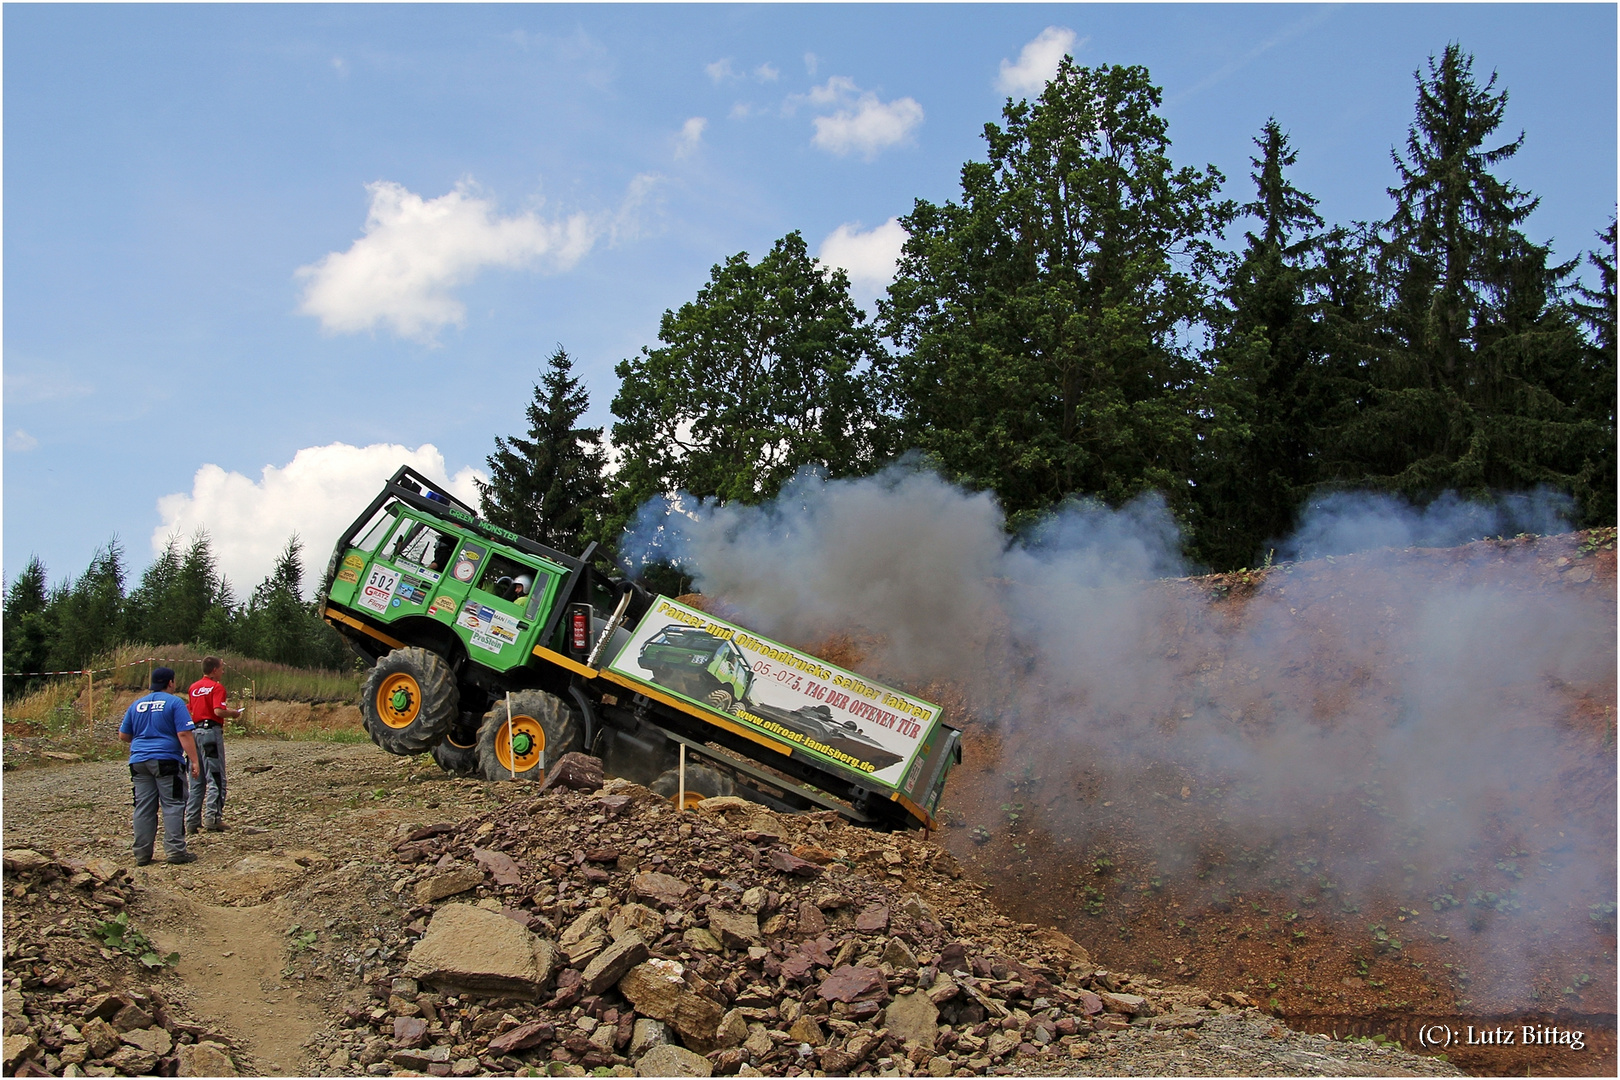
top-left (186, 656), bottom-right (243, 834)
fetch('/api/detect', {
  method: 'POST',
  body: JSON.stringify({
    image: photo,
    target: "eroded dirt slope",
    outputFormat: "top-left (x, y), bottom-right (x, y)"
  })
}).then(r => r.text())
top-left (914, 533), bottom-right (1616, 1077)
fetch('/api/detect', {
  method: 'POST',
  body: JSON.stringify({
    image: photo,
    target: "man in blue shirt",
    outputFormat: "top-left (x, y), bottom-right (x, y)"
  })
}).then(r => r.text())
top-left (119, 667), bottom-right (201, 865)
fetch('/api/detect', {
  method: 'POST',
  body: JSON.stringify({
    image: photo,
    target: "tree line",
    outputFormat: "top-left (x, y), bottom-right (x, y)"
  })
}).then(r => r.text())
top-left (485, 45), bottom-right (1615, 575)
top-left (7, 45), bottom-right (1614, 682)
top-left (3, 533), bottom-right (350, 693)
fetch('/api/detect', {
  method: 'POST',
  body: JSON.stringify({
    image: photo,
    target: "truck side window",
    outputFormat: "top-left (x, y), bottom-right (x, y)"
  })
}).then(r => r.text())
top-left (475, 552), bottom-right (539, 606)
top-left (398, 524), bottom-right (456, 572)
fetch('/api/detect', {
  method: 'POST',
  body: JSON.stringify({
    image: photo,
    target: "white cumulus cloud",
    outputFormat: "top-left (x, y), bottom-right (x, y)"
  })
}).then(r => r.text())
top-left (674, 117), bottom-right (707, 159)
top-left (705, 58), bottom-right (738, 83)
top-left (8, 430), bottom-right (40, 452)
top-left (296, 180), bottom-right (596, 343)
top-left (154, 442), bottom-right (486, 598)
top-left (997, 26), bottom-right (1081, 95)
top-left (805, 78), bottom-right (923, 159)
top-left (818, 218), bottom-right (909, 294)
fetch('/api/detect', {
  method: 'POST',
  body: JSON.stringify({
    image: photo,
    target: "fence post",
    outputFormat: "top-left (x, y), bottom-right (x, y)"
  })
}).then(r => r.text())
top-left (505, 692), bottom-right (516, 781)
top-left (678, 743), bottom-right (686, 812)
top-left (87, 669), bottom-right (93, 730)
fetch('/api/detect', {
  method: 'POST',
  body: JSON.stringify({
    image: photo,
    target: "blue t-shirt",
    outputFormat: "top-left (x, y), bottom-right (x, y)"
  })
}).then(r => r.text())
top-left (120, 692), bottom-right (195, 764)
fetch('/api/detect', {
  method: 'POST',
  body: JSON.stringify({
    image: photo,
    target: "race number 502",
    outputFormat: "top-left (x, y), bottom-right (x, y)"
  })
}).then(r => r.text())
top-left (360, 567), bottom-right (399, 611)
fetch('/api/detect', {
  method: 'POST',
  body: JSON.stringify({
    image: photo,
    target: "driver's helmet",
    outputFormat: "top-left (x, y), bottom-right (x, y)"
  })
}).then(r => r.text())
top-left (512, 573), bottom-right (534, 598)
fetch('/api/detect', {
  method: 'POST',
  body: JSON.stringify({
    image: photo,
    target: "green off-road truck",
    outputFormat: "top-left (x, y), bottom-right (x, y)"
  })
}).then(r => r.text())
top-left (319, 466), bottom-right (961, 831)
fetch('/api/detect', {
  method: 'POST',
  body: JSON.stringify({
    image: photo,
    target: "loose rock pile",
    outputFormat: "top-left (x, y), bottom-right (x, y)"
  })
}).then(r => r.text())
top-left (0, 850), bottom-right (242, 1077)
top-left (304, 754), bottom-right (1450, 1077)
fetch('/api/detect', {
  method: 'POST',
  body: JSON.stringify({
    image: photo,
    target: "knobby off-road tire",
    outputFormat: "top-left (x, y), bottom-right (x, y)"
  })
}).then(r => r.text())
top-left (650, 763), bottom-right (735, 809)
top-left (361, 647), bottom-right (458, 756)
top-left (431, 730), bottom-right (481, 777)
top-left (476, 690), bottom-right (582, 782)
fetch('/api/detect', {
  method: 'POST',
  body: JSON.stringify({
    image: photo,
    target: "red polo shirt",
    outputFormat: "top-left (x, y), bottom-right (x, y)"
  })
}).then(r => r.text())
top-left (188, 676), bottom-right (227, 725)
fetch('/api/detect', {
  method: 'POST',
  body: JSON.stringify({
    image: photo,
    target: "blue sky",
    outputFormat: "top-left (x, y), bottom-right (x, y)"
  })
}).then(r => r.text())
top-left (5, 3), bottom-right (1615, 597)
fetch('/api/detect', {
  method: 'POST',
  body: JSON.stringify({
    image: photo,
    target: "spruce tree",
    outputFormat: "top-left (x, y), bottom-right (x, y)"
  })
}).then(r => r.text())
top-left (49, 539), bottom-right (127, 670)
top-left (1567, 219), bottom-right (1617, 523)
top-left (126, 532), bottom-right (234, 648)
top-left (1193, 120), bottom-right (1327, 568)
top-left (1324, 44), bottom-right (1606, 515)
top-left (480, 346), bottom-right (607, 552)
top-left (3, 557), bottom-right (53, 695)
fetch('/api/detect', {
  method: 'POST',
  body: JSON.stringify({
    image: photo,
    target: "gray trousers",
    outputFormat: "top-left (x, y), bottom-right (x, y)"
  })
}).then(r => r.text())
top-left (185, 726), bottom-right (227, 828)
top-left (131, 759), bottom-right (189, 860)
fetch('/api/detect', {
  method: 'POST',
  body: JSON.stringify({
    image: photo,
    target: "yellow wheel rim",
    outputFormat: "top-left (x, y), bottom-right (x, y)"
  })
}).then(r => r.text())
top-left (495, 714), bottom-right (547, 773)
top-left (675, 790), bottom-right (705, 811)
top-left (376, 673), bottom-right (421, 729)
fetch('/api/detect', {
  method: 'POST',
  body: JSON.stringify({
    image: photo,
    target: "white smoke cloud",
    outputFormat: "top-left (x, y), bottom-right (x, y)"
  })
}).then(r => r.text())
top-left (997, 26), bottom-right (1080, 95)
top-left (153, 443), bottom-right (485, 598)
top-left (805, 78), bottom-right (923, 159)
top-left (618, 465), bottom-right (1612, 992)
top-left (817, 217), bottom-right (908, 295)
top-left (296, 180), bottom-right (597, 342)
top-left (1281, 489), bottom-right (1574, 560)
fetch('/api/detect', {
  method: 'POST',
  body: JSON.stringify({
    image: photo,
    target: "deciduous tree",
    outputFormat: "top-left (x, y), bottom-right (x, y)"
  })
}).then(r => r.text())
top-left (880, 59), bottom-right (1233, 526)
top-left (609, 231), bottom-right (888, 535)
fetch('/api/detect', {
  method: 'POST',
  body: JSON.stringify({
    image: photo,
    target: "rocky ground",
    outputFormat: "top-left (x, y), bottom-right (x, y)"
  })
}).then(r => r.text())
top-left (2, 530), bottom-right (1612, 1077)
top-left (3, 740), bottom-right (1466, 1078)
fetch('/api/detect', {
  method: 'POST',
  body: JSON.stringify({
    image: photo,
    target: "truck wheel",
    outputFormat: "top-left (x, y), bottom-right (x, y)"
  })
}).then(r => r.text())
top-left (705, 689), bottom-right (734, 712)
top-left (477, 691), bottom-right (581, 781)
top-left (650, 763), bottom-right (735, 810)
top-left (431, 732), bottom-right (480, 777)
top-left (362, 648), bottom-right (458, 755)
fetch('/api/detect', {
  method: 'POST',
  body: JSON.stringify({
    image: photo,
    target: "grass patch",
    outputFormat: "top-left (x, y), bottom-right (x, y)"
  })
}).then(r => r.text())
top-left (5, 643), bottom-right (363, 735)
top-left (1, 679), bottom-right (90, 734)
top-left (92, 643), bottom-right (363, 703)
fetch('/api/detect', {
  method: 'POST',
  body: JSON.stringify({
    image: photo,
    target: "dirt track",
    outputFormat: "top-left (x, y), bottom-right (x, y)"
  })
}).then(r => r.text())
top-left (2, 739), bottom-right (494, 1073)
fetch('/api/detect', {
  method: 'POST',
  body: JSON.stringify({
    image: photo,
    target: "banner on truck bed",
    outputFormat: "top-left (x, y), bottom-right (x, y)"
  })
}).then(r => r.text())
top-left (607, 597), bottom-right (942, 793)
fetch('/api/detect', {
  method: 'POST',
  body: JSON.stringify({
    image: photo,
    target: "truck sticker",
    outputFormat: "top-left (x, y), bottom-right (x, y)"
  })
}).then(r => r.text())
top-left (487, 609), bottom-right (520, 645)
top-left (607, 597), bottom-right (942, 792)
top-left (451, 542), bottom-right (487, 584)
top-left (394, 575), bottom-right (431, 606)
top-left (357, 566), bottom-right (400, 614)
top-left (342, 554), bottom-right (365, 570)
top-left (455, 602), bottom-right (508, 655)
top-left (336, 567), bottom-right (359, 584)
top-left (428, 595), bottom-right (458, 617)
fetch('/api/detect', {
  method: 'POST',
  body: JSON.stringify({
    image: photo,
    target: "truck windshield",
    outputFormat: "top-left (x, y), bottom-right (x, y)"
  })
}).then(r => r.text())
top-left (354, 503), bottom-right (401, 552)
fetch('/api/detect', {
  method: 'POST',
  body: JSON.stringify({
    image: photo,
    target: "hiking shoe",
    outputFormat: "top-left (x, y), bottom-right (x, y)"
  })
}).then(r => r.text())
top-left (185, 823), bottom-right (200, 836)
top-left (204, 820), bottom-right (225, 832)
top-left (166, 852), bottom-right (198, 865)
top-left (135, 855), bottom-right (153, 867)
